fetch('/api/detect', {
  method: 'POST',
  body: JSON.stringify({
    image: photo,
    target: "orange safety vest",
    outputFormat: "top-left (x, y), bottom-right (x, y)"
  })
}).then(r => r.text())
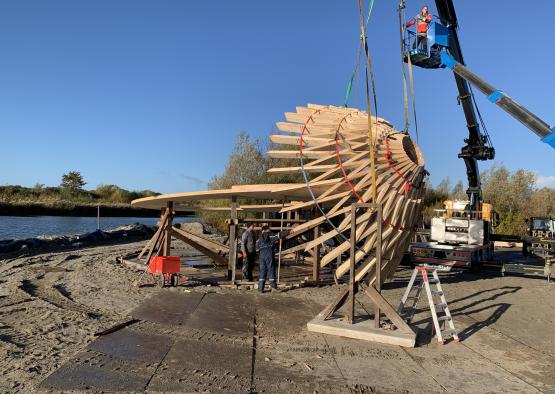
top-left (407, 12), bottom-right (432, 34)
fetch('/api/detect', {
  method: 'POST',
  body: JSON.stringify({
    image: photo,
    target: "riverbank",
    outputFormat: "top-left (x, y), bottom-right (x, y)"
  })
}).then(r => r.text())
top-left (0, 223), bottom-right (155, 255)
top-left (0, 200), bottom-right (193, 217)
top-left (0, 221), bottom-right (209, 255)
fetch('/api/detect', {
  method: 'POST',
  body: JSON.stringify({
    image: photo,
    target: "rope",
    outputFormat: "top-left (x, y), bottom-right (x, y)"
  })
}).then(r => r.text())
top-left (343, 0), bottom-right (375, 108)
top-left (343, 42), bottom-right (362, 108)
top-left (365, 0), bottom-right (375, 25)
top-left (397, 3), bottom-right (410, 133)
top-left (358, 0), bottom-right (378, 205)
top-left (397, 1), bottom-right (419, 143)
top-left (407, 50), bottom-right (419, 143)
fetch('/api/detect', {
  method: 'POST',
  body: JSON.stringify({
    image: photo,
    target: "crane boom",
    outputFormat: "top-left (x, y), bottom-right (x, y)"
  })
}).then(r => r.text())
top-left (434, 0), bottom-right (494, 212)
top-left (405, 0), bottom-right (554, 209)
top-left (440, 52), bottom-right (555, 147)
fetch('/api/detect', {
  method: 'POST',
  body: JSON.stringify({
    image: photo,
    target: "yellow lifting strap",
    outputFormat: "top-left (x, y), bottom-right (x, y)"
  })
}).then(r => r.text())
top-left (358, 0), bottom-right (377, 204)
top-left (398, 1), bottom-right (419, 142)
top-left (398, 8), bottom-right (410, 133)
top-left (407, 50), bottom-right (419, 142)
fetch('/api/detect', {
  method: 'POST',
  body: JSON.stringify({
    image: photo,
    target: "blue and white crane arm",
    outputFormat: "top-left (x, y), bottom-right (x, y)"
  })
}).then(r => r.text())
top-left (440, 52), bottom-right (555, 149)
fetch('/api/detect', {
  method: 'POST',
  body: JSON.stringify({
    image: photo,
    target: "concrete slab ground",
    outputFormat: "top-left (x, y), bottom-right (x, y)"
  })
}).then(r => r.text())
top-left (0, 245), bottom-right (543, 393)
top-left (38, 276), bottom-right (555, 393)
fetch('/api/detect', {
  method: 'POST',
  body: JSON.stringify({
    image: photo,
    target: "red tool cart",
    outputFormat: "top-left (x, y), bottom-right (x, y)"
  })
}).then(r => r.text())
top-left (149, 256), bottom-right (188, 287)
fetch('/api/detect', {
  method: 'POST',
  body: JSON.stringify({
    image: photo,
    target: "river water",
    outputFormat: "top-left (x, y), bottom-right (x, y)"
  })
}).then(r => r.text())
top-left (0, 216), bottom-right (199, 241)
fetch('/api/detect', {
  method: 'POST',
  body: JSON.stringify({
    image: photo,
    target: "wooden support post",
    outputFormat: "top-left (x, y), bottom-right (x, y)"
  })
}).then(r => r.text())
top-left (312, 225), bottom-right (320, 283)
top-left (277, 205), bottom-right (284, 284)
top-left (138, 209), bottom-right (170, 260)
top-left (321, 287), bottom-right (349, 320)
top-left (163, 202), bottom-right (174, 256)
top-left (348, 204), bottom-right (357, 324)
top-left (228, 196), bottom-right (238, 282)
top-left (375, 205), bottom-right (382, 328)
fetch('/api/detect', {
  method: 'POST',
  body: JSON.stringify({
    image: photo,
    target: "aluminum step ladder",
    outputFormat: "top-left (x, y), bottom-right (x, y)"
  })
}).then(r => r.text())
top-left (398, 265), bottom-right (459, 345)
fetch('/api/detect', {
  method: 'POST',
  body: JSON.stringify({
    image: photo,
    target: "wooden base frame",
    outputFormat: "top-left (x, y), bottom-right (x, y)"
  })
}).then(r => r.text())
top-left (307, 203), bottom-right (416, 347)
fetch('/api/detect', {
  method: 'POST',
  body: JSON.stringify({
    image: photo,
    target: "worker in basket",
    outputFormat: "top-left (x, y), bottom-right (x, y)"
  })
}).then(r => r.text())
top-left (407, 5), bottom-right (433, 51)
top-left (256, 224), bottom-right (288, 293)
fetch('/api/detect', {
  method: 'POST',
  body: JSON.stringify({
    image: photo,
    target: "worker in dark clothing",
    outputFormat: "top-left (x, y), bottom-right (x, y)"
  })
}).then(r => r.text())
top-left (241, 223), bottom-right (256, 281)
top-left (407, 5), bottom-right (433, 51)
top-left (256, 225), bottom-right (288, 293)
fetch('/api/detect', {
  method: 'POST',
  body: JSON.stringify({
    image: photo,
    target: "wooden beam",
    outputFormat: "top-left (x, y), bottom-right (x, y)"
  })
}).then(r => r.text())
top-left (228, 196), bottom-right (238, 282)
top-left (172, 226), bottom-right (229, 253)
top-left (171, 227), bottom-right (228, 266)
top-left (363, 285), bottom-right (413, 334)
top-left (313, 225), bottom-right (320, 283)
top-left (307, 315), bottom-right (415, 347)
top-left (138, 209), bottom-right (169, 259)
top-left (163, 201), bottom-right (174, 256)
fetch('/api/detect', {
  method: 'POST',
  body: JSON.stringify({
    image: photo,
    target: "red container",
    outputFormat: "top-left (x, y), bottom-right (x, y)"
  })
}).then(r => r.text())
top-left (149, 256), bottom-right (181, 274)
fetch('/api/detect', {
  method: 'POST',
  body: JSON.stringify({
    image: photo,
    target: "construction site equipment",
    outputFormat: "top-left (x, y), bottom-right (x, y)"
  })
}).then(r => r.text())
top-left (523, 217), bottom-right (555, 257)
top-left (501, 262), bottom-right (552, 283)
top-left (401, 0), bottom-right (552, 269)
top-left (410, 199), bottom-right (496, 269)
top-left (149, 256), bottom-right (187, 287)
top-left (401, 0), bottom-right (553, 214)
top-left (398, 265), bottom-right (459, 345)
top-left (402, 0), bottom-right (554, 154)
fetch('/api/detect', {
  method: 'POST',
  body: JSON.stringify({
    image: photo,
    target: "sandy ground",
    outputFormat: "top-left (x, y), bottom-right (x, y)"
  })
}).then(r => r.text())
top-left (0, 240), bottom-right (554, 393)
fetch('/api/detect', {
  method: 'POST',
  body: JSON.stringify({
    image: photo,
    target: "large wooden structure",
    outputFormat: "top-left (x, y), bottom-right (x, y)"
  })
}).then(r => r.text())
top-left (132, 104), bottom-right (427, 345)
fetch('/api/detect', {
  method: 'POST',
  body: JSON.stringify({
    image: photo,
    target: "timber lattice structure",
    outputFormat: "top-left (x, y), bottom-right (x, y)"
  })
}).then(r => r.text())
top-left (132, 103), bottom-right (426, 288)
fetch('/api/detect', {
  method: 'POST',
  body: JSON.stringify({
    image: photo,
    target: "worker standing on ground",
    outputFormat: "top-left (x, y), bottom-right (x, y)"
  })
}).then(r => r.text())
top-left (407, 5), bottom-right (433, 50)
top-left (256, 225), bottom-right (288, 293)
top-left (241, 223), bottom-right (256, 281)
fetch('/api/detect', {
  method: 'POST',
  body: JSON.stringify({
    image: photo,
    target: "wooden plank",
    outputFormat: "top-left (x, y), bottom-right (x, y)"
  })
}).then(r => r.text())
top-left (143, 212), bottom-right (168, 263)
top-left (313, 225), bottom-right (320, 283)
top-left (363, 285), bottom-right (414, 334)
top-left (171, 228), bottom-right (228, 266)
top-left (267, 149), bottom-right (360, 159)
top-left (171, 226), bottom-right (229, 253)
top-left (307, 315), bottom-right (415, 347)
top-left (163, 202), bottom-right (173, 256)
top-left (138, 209), bottom-right (169, 259)
top-left (320, 287), bottom-right (349, 320)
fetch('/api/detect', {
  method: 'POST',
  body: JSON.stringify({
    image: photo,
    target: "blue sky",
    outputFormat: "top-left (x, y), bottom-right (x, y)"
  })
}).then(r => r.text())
top-left (1, 0), bottom-right (554, 194)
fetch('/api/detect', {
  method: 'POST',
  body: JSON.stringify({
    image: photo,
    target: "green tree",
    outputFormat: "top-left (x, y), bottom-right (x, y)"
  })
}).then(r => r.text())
top-left (202, 132), bottom-right (270, 232)
top-left (450, 180), bottom-right (466, 200)
top-left (436, 178), bottom-right (450, 196)
top-left (209, 132), bottom-right (268, 189)
top-left (60, 171), bottom-right (86, 194)
top-left (481, 164), bottom-right (537, 236)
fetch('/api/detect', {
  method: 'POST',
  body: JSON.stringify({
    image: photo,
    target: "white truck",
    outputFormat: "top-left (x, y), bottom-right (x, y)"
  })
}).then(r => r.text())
top-left (409, 200), bottom-right (496, 269)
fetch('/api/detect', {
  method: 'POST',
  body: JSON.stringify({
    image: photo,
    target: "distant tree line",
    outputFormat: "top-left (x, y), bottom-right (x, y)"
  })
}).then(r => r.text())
top-left (203, 132), bottom-right (555, 236)
top-left (0, 171), bottom-right (159, 205)
top-left (422, 165), bottom-right (555, 236)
